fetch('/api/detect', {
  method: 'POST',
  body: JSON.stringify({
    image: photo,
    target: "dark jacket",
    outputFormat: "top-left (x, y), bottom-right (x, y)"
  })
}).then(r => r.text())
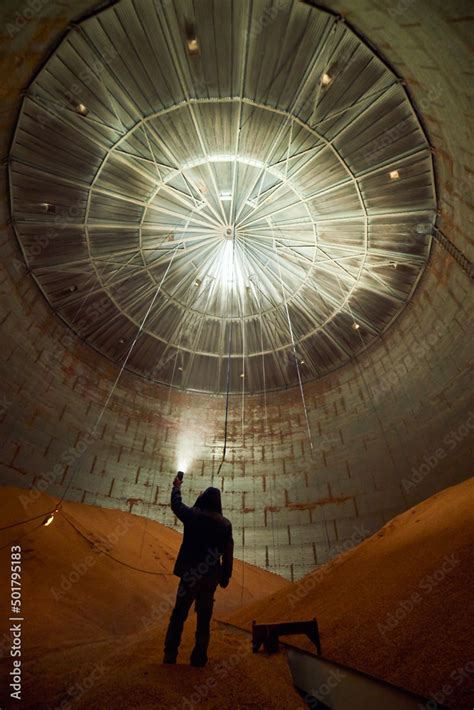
top-left (171, 486), bottom-right (233, 586)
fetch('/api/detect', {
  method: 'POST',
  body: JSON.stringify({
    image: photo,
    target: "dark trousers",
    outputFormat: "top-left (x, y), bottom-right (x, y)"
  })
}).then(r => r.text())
top-left (164, 575), bottom-right (217, 662)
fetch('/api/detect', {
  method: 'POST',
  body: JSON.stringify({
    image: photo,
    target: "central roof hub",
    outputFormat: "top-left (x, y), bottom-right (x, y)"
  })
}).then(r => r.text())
top-left (8, 0), bottom-right (436, 393)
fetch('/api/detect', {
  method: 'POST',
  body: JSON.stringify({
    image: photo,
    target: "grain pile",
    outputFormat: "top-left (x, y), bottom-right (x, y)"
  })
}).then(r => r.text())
top-left (0, 486), bottom-right (296, 709)
top-left (225, 478), bottom-right (474, 710)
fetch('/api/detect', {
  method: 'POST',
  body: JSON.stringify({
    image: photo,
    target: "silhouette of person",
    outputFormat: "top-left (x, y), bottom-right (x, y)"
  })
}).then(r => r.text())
top-left (163, 474), bottom-right (234, 667)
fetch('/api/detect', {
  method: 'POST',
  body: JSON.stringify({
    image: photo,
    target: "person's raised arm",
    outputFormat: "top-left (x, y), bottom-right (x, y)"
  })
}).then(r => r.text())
top-left (170, 475), bottom-right (192, 523)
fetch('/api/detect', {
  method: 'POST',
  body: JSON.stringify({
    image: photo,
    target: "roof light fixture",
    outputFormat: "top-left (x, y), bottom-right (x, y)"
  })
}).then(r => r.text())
top-left (321, 73), bottom-right (332, 87)
top-left (75, 102), bottom-right (89, 116)
top-left (389, 169), bottom-right (400, 180)
top-left (186, 24), bottom-right (200, 56)
top-left (187, 38), bottom-right (199, 55)
top-left (40, 202), bottom-right (56, 214)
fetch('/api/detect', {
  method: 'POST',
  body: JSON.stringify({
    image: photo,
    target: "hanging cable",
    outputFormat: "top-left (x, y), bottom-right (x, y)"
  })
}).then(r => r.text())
top-left (1, 261), bottom-right (149, 537)
top-left (61, 513), bottom-right (173, 576)
top-left (270, 226), bottom-right (314, 457)
top-left (239, 240), bottom-right (248, 602)
top-left (270, 226), bottom-right (311, 441)
top-left (0, 511), bottom-right (55, 532)
top-left (0, 521), bottom-right (45, 552)
top-left (60, 240), bottom-right (183, 508)
top-left (213, 313), bottom-right (232, 483)
top-left (0, 269), bottom-right (100, 468)
top-left (269, 219), bottom-right (332, 558)
top-left (139, 260), bottom-right (207, 557)
top-left (212, 230), bottom-right (237, 484)
top-left (136, 398), bottom-right (158, 561)
top-left (249, 274), bottom-right (279, 575)
top-left (332, 269), bottom-right (414, 477)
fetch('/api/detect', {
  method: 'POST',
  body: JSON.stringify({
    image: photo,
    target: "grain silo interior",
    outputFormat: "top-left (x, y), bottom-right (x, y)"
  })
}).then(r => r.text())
top-left (0, 1), bottom-right (472, 708)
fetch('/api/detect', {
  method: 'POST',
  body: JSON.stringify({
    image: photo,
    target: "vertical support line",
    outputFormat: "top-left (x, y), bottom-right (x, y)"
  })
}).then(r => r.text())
top-left (140, 269), bottom-right (202, 557)
top-left (250, 274), bottom-right (277, 571)
top-left (212, 229), bottom-right (237, 484)
top-left (333, 270), bottom-right (413, 481)
top-left (61, 241), bottom-right (183, 505)
top-left (269, 219), bottom-right (332, 556)
top-left (269, 221), bottom-right (314, 457)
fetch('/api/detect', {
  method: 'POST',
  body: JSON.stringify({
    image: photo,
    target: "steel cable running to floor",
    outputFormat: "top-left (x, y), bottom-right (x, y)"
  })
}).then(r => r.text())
top-left (0, 521), bottom-right (45, 552)
top-left (82, 240), bottom-right (212, 570)
top-left (138, 255), bottom-right (218, 558)
top-left (269, 218), bottom-right (333, 573)
top-left (0, 260), bottom-right (166, 532)
top-left (238, 237), bottom-right (248, 602)
top-left (251, 272), bottom-right (335, 573)
top-left (88, 58), bottom-right (214, 557)
top-left (61, 512), bottom-right (174, 576)
top-left (61, 239), bottom-right (184, 507)
top-left (248, 272), bottom-right (280, 577)
top-left (239, 280), bottom-right (246, 601)
top-left (0, 261), bottom-right (158, 537)
top-left (331, 269), bottom-right (416, 488)
top-left (70, 10), bottom-right (339, 583)
top-left (133, 226), bottom-right (240, 576)
top-left (211, 227), bottom-right (237, 486)
top-left (99, 75), bottom-right (226, 557)
top-left (0, 268), bottom-right (116, 530)
top-left (1, 240), bottom-right (184, 550)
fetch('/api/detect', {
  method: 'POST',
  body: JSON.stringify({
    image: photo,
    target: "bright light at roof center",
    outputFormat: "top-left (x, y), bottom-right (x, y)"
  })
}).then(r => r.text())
top-left (213, 240), bottom-right (236, 286)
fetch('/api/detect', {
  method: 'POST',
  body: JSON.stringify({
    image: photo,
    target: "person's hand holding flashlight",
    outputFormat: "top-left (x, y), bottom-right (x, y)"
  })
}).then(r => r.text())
top-left (173, 471), bottom-right (184, 488)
